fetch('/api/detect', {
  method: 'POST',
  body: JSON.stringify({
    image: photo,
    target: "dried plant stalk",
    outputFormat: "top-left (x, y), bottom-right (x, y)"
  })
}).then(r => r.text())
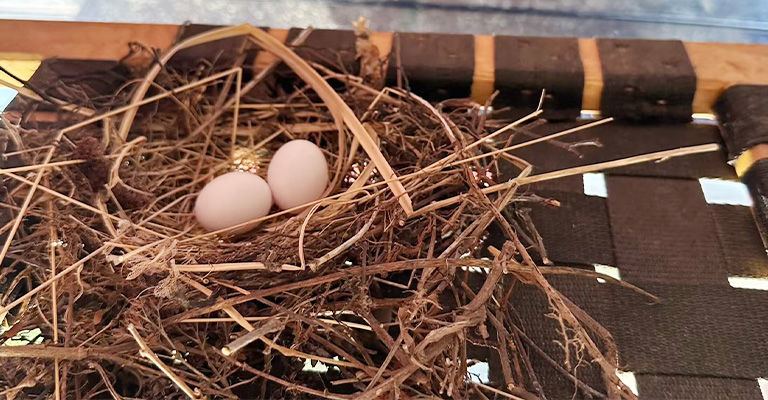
top-left (118, 24), bottom-right (413, 215)
top-left (0, 21), bottom-right (715, 400)
top-left (128, 324), bottom-right (200, 399)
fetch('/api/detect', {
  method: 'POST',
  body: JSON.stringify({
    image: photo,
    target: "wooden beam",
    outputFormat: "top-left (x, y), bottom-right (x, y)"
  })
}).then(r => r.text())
top-left (3, 20), bottom-right (768, 115)
top-left (253, 28), bottom-right (290, 71)
top-left (578, 38), bottom-right (604, 112)
top-left (370, 31), bottom-right (393, 60)
top-left (0, 19), bottom-right (178, 60)
top-left (685, 41), bottom-right (768, 114)
top-left (471, 34), bottom-right (494, 105)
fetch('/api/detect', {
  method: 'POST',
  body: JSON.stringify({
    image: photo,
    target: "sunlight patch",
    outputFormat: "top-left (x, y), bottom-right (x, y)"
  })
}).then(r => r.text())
top-left (583, 173), bottom-right (607, 197)
top-left (616, 370), bottom-right (638, 396)
top-left (728, 276), bottom-right (768, 291)
top-left (699, 178), bottom-right (751, 206)
top-left (594, 264), bottom-right (621, 284)
top-left (2, 327), bottom-right (44, 346)
top-left (467, 361), bottom-right (490, 384)
top-left (302, 357), bottom-right (340, 374)
top-left (0, 57), bottom-right (43, 111)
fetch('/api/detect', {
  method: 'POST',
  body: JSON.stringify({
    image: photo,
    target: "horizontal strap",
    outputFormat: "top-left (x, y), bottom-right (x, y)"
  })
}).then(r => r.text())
top-left (527, 190), bottom-right (615, 267)
top-left (608, 283), bottom-right (768, 378)
top-left (710, 204), bottom-right (768, 278)
top-left (498, 121), bottom-right (734, 181)
top-left (636, 375), bottom-right (764, 400)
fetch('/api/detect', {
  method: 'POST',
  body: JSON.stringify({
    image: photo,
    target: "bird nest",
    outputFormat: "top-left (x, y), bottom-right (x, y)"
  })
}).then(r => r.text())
top-left (0, 23), bottom-right (713, 399)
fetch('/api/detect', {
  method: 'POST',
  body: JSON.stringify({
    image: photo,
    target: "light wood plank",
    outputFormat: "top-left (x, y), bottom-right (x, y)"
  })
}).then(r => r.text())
top-left (0, 19), bottom-right (178, 60)
top-left (685, 41), bottom-right (768, 114)
top-left (471, 34), bottom-right (494, 105)
top-left (370, 31), bottom-right (393, 60)
top-left (578, 38), bottom-right (603, 112)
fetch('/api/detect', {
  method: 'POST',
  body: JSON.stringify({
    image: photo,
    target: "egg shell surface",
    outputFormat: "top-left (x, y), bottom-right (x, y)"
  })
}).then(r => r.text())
top-left (267, 140), bottom-right (329, 211)
top-left (194, 172), bottom-right (273, 232)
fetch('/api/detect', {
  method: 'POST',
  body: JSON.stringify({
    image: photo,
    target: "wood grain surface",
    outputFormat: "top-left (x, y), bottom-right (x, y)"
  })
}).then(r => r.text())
top-left (1, 20), bottom-right (767, 114)
top-left (0, 19), bottom-right (178, 60)
top-left (685, 42), bottom-right (768, 113)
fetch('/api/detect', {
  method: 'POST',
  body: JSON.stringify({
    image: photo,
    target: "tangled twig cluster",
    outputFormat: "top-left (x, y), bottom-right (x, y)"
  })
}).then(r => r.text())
top-left (0, 23), bottom-right (713, 400)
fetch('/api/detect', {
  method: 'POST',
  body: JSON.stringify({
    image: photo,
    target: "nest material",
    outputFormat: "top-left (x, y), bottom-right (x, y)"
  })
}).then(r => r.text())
top-left (0, 23), bottom-right (713, 400)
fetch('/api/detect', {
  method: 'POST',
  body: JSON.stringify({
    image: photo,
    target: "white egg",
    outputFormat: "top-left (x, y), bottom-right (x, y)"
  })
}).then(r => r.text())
top-left (267, 140), bottom-right (329, 211)
top-left (194, 172), bottom-right (273, 232)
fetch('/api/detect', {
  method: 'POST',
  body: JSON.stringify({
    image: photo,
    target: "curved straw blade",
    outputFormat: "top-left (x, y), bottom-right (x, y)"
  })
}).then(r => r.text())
top-left (118, 24), bottom-right (413, 215)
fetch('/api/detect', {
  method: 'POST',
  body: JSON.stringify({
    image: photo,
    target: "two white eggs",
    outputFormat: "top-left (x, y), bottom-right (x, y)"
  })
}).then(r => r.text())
top-left (194, 140), bottom-right (328, 232)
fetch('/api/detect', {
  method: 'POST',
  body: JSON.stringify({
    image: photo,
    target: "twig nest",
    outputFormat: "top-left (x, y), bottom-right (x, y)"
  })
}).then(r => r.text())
top-left (194, 171), bottom-right (273, 233)
top-left (267, 139), bottom-right (329, 212)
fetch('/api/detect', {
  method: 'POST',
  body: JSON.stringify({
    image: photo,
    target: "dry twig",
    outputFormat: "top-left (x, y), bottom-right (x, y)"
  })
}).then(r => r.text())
top-left (0, 22), bottom-right (699, 400)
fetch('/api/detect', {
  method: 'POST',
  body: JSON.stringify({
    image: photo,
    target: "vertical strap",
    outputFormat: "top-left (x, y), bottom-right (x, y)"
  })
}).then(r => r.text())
top-left (715, 84), bottom-right (768, 251)
top-left (387, 32), bottom-right (474, 100)
top-left (494, 36), bottom-right (584, 120)
top-left (715, 85), bottom-right (768, 161)
top-left (508, 276), bottom-right (613, 398)
top-left (740, 159), bottom-right (768, 251)
top-left (597, 39), bottom-right (696, 122)
top-left (173, 23), bottom-right (254, 67)
top-left (285, 28), bottom-right (358, 74)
